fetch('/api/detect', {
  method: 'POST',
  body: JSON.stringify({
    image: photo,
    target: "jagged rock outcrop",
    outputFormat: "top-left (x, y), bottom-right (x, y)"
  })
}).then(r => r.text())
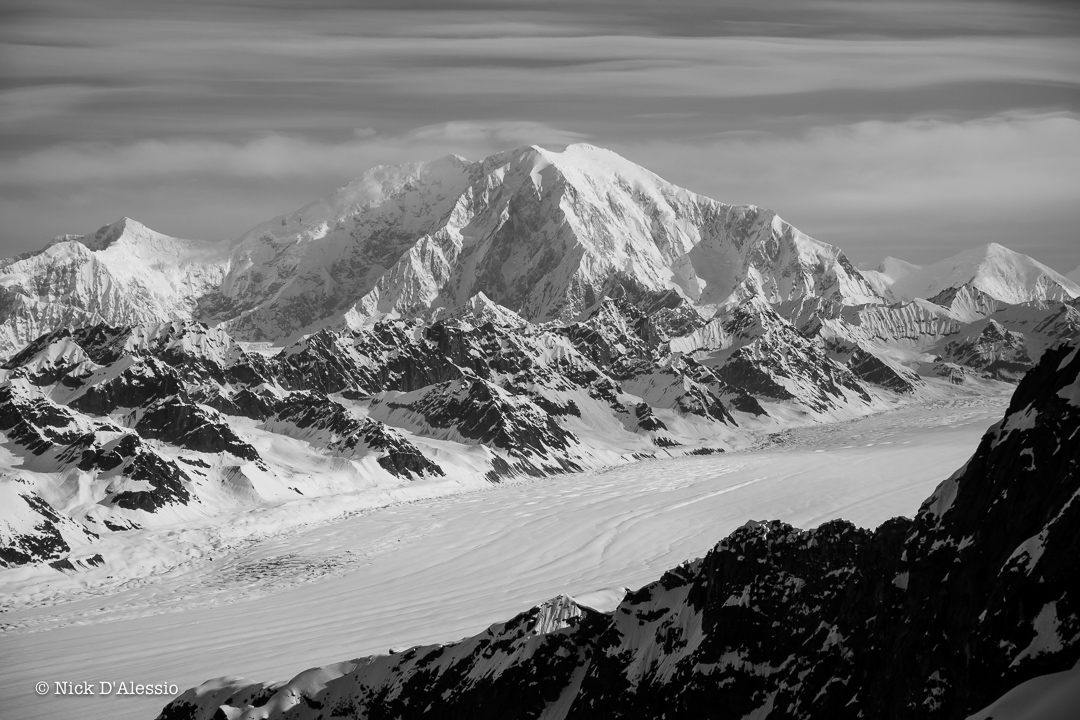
top-left (265, 392), bottom-right (442, 479)
top-left (0, 382), bottom-right (193, 522)
top-left (0, 305), bottom-right (783, 567)
top-left (710, 303), bottom-right (873, 412)
top-left (938, 319), bottom-right (1033, 380)
top-left (0, 491), bottom-right (77, 568)
top-left (157, 342), bottom-right (1080, 720)
top-left (135, 396), bottom-right (262, 462)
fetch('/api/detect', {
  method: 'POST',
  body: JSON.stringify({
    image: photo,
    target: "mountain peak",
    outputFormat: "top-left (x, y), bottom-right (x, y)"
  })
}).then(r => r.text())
top-left (81, 216), bottom-right (152, 250)
top-left (172, 143), bottom-right (887, 339)
top-left (867, 243), bottom-right (1079, 305)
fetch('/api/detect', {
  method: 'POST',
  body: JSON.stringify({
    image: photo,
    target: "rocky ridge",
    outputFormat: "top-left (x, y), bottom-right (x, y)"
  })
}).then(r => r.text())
top-left (2, 295), bottom-right (866, 568)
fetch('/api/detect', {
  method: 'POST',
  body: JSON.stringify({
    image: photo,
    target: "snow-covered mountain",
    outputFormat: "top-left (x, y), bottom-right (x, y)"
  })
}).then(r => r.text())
top-left (210, 144), bottom-right (882, 340)
top-left (1, 145), bottom-right (882, 357)
top-left (157, 341), bottom-right (1080, 720)
top-left (861, 243), bottom-right (1080, 306)
top-left (1068, 263), bottom-right (1080, 285)
top-left (0, 218), bottom-right (231, 360)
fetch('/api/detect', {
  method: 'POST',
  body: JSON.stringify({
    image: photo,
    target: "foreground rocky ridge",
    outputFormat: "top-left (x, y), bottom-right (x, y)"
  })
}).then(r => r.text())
top-left (158, 341), bottom-right (1080, 720)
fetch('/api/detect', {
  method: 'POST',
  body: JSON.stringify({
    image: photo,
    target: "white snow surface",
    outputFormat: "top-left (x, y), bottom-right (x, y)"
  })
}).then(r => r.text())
top-left (0, 394), bottom-right (1008, 720)
top-left (864, 244), bottom-right (1080, 305)
top-left (966, 663), bottom-right (1080, 720)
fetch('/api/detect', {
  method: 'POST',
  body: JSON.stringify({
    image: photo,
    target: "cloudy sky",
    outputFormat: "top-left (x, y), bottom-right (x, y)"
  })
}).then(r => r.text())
top-left (2, 0), bottom-right (1079, 271)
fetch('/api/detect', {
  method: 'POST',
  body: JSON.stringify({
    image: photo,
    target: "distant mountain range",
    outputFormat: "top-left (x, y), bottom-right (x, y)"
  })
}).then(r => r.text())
top-left (2, 144), bottom-right (1079, 570)
top-left (160, 341), bottom-right (1080, 720)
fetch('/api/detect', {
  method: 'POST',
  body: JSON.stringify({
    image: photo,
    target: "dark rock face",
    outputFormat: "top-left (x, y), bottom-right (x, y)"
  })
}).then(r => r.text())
top-left (940, 319), bottom-right (1034, 381)
top-left (0, 384), bottom-right (90, 454)
top-left (845, 345), bottom-right (917, 393)
top-left (870, 341), bottom-right (1080, 716)
top-left (823, 338), bottom-right (919, 394)
top-left (563, 298), bottom-right (654, 380)
top-left (267, 392), bottom-right (442, 480)
top-left (676, 356), bottom-right (763, 418)
top-left (0, 382), bottom-right (193, 563)
top-left (158, 343), bottom-right (1080, 720)
top-left (712, 304), bottom-right (872, 412)
top-left (136, 396), bottom-right (261, 461)
top-left (0, 493), bottom-right (72, 567)
top-left (79, 434), bottom-right (192, 513)
top-left (69, 357), bottom-right (186, 415)
top-left (382, 377), bottom-right (582, 479)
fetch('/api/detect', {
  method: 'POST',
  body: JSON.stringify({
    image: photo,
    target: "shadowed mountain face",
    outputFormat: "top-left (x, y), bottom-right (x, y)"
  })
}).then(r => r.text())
top-left (157, 342), bottom-right (1080, 720)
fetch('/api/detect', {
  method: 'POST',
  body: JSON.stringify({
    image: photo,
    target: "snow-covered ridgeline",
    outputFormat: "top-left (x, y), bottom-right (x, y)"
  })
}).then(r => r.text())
top-left (861, 243), bottom-right (1080, 306)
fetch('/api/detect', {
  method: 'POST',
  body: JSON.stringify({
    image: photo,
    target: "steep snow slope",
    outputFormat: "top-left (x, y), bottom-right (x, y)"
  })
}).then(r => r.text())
top-left (865, 243), bottom-right (1080, 305)
top-left (0, 219), bottom-right (230, 358)
top-left (967, 665), bottom-right (1080, 720)
top-left (202, 154), bottom-right (477, 339)
top-left (1067, 264), bottom-right (1080, 285)
top-left (205, 144), bottom-right (883, 340)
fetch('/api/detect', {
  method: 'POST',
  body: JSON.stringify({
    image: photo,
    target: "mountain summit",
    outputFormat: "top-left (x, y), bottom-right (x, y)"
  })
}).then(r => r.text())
top-left (1, 144), bottom-right (882, 355)
top-left (204, 144), bottom-right (881, 341)
top-left (862, 242), bottom-right (1079, 306)
top-left (0, 218), bottom-right (229, 357)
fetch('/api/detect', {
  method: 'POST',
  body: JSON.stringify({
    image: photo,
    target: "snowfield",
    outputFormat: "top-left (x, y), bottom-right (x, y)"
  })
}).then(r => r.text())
top-left (0, 393), bottom-right (1009, 720)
